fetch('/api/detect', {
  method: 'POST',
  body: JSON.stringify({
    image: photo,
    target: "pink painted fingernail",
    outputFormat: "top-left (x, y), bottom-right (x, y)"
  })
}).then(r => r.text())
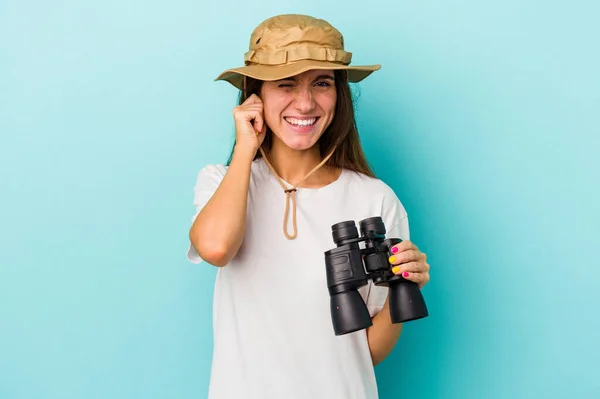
top-left (391, 246), bottom-right (398, 254)
top-left (403, 272), bottom-right (409, 277)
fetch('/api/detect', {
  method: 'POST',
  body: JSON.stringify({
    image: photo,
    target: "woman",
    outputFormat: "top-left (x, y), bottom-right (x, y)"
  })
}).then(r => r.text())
top-left (187, 14), bottom-right (431, 399)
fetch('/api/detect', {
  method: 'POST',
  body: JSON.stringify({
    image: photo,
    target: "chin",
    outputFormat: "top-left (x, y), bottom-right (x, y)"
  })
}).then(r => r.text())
top-left (271, 125), bottom-right (321, 151)
top-left (281, 135), bottom-right (320, 151)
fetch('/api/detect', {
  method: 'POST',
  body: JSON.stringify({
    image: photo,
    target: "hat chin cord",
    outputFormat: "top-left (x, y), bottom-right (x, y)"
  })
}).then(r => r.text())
top-left (258, 145), bottom-right (337, 240)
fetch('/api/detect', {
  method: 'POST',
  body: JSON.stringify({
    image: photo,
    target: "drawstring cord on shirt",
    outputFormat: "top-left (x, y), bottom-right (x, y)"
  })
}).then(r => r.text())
top-left (258, 146), bottom-right (337, 240)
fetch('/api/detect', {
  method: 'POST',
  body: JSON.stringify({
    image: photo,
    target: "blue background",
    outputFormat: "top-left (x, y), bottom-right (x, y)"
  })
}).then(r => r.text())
top-left (1, 1), bottom-right (598, 398)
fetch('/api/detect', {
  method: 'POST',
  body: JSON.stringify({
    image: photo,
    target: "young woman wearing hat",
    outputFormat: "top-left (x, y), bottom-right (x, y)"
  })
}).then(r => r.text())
top-left (187, 14), bottom-right (431, 399)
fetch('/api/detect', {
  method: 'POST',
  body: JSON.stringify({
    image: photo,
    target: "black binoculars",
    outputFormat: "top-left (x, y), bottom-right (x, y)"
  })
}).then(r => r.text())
top-left (324, 216), bottom-right (429, 335)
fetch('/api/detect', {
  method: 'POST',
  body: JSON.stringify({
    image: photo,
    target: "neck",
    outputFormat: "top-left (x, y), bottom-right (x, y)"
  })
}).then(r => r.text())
top-left (264, 139), bottom-right (338, 188)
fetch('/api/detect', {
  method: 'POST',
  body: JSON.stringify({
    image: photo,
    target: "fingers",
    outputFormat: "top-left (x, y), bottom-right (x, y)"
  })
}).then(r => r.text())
top-left (253, 116), bottom-right (264, 135)
top-left (232, 97), bottom-right (265, 139)
top-left (391, 261), bottom-right (421, 273)
top-left (391, 260), bottom-right (428, 274)
top-left (243, 93), bottom-right (262, 105)
top-left (401, 270), bottom-right (430, 289)
top-left (242, 95), bottom-right (266, 134)
top-left (233, 105), bottom-right (263, 124)
top-left (389, 254), bottom-right (430, 273)
top-left (242, 94), bottom-right (264, 132)
top-left (390, 260), bottom-right (430, 288)
top-left (389, 240), bottom-right (416, 254)
top-left (388, 249), bottom-right (423, 265)
top-left (388, 241), bottom-right (430, 288)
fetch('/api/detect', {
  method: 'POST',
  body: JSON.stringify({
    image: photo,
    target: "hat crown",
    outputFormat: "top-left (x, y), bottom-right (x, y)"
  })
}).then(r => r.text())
top-left (250, 14), bottom-right (344, 51)
top-left (244, 14), bottom-right (351, 66)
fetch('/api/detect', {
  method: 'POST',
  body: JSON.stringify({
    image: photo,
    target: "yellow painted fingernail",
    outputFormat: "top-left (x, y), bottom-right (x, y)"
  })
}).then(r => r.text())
top-left (389, 256), bottom-right (397, 263)
top-left (392, 266), bottom-right (401, 274)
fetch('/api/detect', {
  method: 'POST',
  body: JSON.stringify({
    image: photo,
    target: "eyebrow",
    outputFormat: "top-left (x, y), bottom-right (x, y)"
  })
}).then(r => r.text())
top-left (276, 75), bottom-right (335, 83)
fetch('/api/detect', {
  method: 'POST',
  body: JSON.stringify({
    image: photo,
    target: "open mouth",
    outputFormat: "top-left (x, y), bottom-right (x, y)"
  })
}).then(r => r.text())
top-left (284, 117), bottom-right (319, 128)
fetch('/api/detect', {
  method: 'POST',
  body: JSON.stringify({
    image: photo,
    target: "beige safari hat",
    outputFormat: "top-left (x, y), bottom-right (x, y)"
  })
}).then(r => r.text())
top-left (215, 14), bottom-right (381, 89)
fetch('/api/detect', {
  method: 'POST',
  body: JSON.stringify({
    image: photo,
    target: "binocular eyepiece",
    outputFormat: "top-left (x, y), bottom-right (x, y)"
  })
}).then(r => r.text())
top-left (324, 216), bottom-right (429, 335)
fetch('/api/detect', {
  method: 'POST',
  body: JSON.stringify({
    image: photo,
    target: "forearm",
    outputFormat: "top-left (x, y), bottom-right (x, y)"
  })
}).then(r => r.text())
top-left (189, 146), bottom-right (255, 266)
top-left (366, 293), bottom-right (403, 366)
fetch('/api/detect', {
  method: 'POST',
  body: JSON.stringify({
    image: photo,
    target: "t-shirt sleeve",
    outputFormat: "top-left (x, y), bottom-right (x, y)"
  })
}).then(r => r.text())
top-left (186, 164), bottom-right (228, 264)
top-left (365, 188), bottom-right (410, 317)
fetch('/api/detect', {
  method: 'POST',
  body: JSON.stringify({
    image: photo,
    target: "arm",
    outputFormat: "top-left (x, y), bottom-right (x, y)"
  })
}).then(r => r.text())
top-left (366, 293), bottom-right (403, 366)
top-left (188, 146), bottom-right (255, 266)
top-left (189, 94), bottom-right (266, 267)
top-left (366, 240), bottom-right (431, 366)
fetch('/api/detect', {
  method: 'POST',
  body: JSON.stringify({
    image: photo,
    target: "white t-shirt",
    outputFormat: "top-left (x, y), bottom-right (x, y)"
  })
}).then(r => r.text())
top-left (187, 157), bottom-right (410, 399)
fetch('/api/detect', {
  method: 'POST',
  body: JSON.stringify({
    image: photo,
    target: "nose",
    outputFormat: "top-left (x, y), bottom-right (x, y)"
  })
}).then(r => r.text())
top-left (293, 85), bottom-right (316, 113)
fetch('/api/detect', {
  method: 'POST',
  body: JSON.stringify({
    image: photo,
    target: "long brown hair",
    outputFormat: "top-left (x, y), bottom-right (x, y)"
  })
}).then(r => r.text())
top-left (225, 70), bottom-right (376, 178)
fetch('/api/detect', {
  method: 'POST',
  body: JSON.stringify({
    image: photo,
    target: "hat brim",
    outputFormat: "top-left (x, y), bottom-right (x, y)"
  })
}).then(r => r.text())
top-left (215, 59), bottom-right (381, 90)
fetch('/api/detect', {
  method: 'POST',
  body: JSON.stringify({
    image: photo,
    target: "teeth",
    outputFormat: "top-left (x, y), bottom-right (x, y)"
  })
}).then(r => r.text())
top-left (285, 117), bottom-right (317, 126)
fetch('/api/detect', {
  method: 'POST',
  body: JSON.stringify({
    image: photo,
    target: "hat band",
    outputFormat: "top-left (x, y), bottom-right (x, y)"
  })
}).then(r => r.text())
top-left (244, 45), bottom-right (352, 66)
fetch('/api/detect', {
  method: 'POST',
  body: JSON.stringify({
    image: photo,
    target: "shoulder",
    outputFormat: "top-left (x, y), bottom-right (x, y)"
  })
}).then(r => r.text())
top-left (191, 164), bottom-right (227, 189)
top-left (193, 158), bottom-right (265, 184)
top-left (343, 169), bottom-right (408, 217)
top-left (197, 164), bottom-right (228, 177)
top-left (344, 169), bottom-right (402, 200)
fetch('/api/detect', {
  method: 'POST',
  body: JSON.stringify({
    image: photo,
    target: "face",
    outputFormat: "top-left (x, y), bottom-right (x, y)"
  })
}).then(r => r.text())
top-left (260, 69), bottom-right (337, 151)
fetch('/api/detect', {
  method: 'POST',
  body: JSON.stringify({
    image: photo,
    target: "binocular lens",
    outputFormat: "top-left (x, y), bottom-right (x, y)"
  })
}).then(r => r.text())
top-left (331, 221), bottom-right (359, 245)
top-left (330, 290), bottom-right (373, 335)
top-left (359, 217), bottom-right (386, 237)
top-left (389, 282), bottom-right (429, 323)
